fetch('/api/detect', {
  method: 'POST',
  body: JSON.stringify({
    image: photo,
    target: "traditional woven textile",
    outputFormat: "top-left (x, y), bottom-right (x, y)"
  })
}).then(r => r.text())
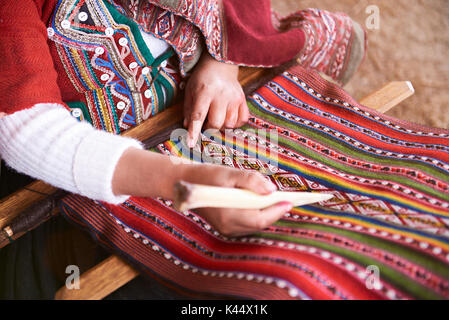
top-left (60, 65), bottom-right (449, 300)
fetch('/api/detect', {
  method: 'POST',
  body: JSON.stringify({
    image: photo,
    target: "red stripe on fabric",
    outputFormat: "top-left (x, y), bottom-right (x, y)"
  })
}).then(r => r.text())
top-left (103, 198), bottom-right (382, 299)
top-left (258, 77), bottom-right (449, 162)
top-left (285, 67), bottom-right (449, 141)
top-left (61, 196), bottom-right (298, 299)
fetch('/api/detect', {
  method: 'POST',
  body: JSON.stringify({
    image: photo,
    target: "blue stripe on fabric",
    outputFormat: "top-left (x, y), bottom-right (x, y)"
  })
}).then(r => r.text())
top-left (248, 93), bottom-right (449, 177)
top-left (280, 73), bottom-right (449, 141)
top-left (206, 122), bottom-right (448, 219)
top-left (276, 75), bottom-right (449, 154)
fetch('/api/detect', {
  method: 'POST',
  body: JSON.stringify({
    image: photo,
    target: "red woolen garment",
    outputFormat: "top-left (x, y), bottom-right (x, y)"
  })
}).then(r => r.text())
top-left (0, 0), bottom-right (305, 116)
top-left (222, 0), bottom-right (305, 66)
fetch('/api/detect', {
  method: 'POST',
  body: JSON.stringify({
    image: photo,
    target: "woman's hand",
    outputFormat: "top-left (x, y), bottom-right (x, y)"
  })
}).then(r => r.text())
top-left (112, 149), bottom-right (291, 237)
top-left (183, 52), bottom-right (249, 148)
top-left (177, 163), bottom-right (292, 237)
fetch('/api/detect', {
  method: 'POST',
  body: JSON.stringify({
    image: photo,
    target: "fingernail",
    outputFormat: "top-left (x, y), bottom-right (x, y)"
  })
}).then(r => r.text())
top-left (188, 138), bottom-right (195, 148)
top-left (265, 182), bottom-right (277, 193)
top-left (279, 202), bottom-right (293, 211)
top-left (183, 119), bottom-right (188, 128)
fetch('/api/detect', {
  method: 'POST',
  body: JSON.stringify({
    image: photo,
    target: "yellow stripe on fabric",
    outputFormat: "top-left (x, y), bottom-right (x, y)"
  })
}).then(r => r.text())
top-left (56, 44), bottom-right (83, 93)
top-left (215, 132), bottom-right (449, 217)
top-left (163, 138), bottom-right (449, 253)
top-left (94, 89), bottom-right (114, 133)
top-left (70, 48), bottom-right (97, 90)
top-left (165, 139), bottom-right (449, 251)
top-left (290, 207), bottom-right (449, 252)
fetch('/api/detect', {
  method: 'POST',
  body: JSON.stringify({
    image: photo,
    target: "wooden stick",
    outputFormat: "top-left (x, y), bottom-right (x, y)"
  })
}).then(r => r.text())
top-left (0, 193), bottom-right (63, 248)
top-left (54, 255), bottom-right (139, 300)
top-left (359, 81), bottom-right (414, 113)
top-left (0, 181), bottom-right (58, 230)
top-left (173, 181), bottom-right (333, 212)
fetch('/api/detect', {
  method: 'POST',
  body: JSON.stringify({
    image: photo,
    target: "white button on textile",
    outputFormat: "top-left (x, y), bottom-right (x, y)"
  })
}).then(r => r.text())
top-left (142, 67), bottom-right (150, 75)
top-left (129, 62), bottom-right (138, 69)
top-left (71, 109), bottom-right (82, 118)
top-left (179, 81), bottom-right (186, 90)
top-left (95, 47), bottom-right (105, 55)
top-left (117, 101), bottom-right (126, 110)
top-left (47, 27), bottom-right (55, 37)
top-left (61, 20), bottom-right (70, 29)
top-left (144, 90), bottom-right (152, 99)
top-left (78, 12), bottom-right (88, 22)
top-left (100, 74), bottom-right (110, 81)
top-left (119, 37), bottom-right (128, 46)
top-left (105, 27), bottom-right (114, 36)
top-left (160, 60), bottom-right (168, 68)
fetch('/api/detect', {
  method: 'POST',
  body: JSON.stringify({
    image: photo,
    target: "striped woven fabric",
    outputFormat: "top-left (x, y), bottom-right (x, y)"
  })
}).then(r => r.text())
top-left (61, 65), bottom-right (449, 300)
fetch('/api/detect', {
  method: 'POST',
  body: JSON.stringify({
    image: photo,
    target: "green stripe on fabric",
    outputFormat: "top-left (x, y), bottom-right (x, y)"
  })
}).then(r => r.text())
top-left (150, 49), bottom-right (176, 109)
top-left (246, 102), bottom-right (449, 202)
top-left (154, 82), bottom-right (164, 114)
top-left (248, 100), bottom-right (449, 183)
top-left (105, 87), bottom-right (121, 133)
top-left (275, 220), bottom-right (449, 280)
top-left (158, 73), bottom-right (175, 108)
top-left (257, 230), bottom-right (444, 300)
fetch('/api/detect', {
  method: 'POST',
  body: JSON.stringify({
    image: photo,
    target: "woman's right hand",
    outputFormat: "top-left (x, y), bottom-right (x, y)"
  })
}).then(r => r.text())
top-left (180, 163), bottom-right (292, 237)
top-left (112, 148), bottom-right (292, 237)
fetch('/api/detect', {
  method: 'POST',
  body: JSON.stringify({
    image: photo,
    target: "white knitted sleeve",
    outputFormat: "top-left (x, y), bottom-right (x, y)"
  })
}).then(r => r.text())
top-left (0, 103), bottom-right (143, 204)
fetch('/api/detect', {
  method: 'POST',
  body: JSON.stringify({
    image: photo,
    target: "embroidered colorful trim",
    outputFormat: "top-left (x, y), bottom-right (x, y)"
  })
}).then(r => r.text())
top-left (48, 0), bottom-right (181, 133)
top-left (61, 65), bottom-right (449, 300)
top-left (107, 0), bottom-right (226, 75)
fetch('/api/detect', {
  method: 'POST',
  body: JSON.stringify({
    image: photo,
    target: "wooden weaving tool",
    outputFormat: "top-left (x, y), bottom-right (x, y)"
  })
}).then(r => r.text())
top-left (0, 68), bottom-right (415, 299)
top-left (173, 181), bottom-right (334, 212)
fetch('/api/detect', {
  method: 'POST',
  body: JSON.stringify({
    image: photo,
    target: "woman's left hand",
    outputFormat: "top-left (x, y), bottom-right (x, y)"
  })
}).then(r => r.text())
top-left (183, 52), bottom-right (249, 148)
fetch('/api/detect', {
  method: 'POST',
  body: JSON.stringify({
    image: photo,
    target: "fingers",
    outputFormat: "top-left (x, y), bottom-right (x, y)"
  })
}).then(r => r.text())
top-left (254, 202), bottom-right (293, 229)
top-left (234, 202), bottom-right (292, 233)
top-left (198, 202), bottom-right (292, 237)
top-left (236, 100), bottom-right (249, 128)
top-left (209, 95), bottom-right (243, 130)
top-left (234, 171), bottom-right (277, 195)
top-left (186, 92), bottom-right (211, 148)
top-left (183, 87), bottom-right (193, 128)
top-left (205, 100), bottom-right (227, 130)
top-left (225, 90), bottom-right (246, 129)
top-left (223, 104), bottom-right (238, 129)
